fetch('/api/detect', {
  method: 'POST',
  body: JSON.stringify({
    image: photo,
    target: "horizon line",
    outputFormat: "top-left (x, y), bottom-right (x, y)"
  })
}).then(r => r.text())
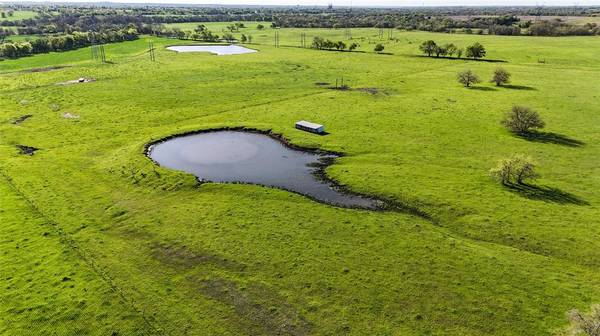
top-left (2, 1), bottom-right (600, 7)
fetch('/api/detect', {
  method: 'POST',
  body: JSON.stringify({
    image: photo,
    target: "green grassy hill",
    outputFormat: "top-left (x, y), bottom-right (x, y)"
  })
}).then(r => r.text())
top-left (1, 27), bottom-right (599, 335)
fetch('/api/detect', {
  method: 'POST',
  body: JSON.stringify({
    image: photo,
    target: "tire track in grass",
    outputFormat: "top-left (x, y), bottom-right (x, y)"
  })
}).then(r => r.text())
top-left (0, 168), bottom-right (166, 336)
top-left (165, 89), bottom-right (331, 127)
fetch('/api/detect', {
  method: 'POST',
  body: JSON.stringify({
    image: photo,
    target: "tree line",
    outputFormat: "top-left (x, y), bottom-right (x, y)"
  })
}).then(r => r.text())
top-left (419, 40), bottom-right (487, 60)
top-left (2, 4), bottom-right (600, 37)
top-left (311, 37), bottom-right (358, 52)
top-left (0, 26), bottom-right (138, 59)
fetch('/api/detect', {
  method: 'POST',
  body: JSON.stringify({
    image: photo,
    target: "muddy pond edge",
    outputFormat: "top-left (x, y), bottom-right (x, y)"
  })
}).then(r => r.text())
top-left (143, 126), bottom-right (433, 218)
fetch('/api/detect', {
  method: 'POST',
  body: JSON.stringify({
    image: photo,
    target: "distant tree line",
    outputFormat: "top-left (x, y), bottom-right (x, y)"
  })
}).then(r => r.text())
top-left (0, 26), bottom-right (138, 59)
top-left (2, 4), bottom-right (600, 37)
top-left (271, 13), bottom-right (600, 36)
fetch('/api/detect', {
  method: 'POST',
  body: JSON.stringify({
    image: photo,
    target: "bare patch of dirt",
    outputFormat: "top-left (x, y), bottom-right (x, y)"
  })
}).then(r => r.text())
top-left (16, 145), bottom-right (38, 156)
top-left (151, 243), bottom-right (245, 272)
top-left (325, 86), bottom-right (391, 95)
top-left (12, 115), bottom-right (32, 125)
top-left (329, 85), bottom-right (351, 91)
top-left (356, 87), bottom-right (380, 95)
top-left (62, 112), bottom-right (80, 119)
top-left (355, 87), bottom-right (393, 95)
top-left (195, 278), bottom-right (312, 336)
top-left (19, 66), bottom-right (70, 74)
top-left (57, 78), bottom-right (96, 86)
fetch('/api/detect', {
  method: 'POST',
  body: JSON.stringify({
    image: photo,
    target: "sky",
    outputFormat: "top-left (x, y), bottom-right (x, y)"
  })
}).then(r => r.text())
top-left (6, 0), bottom-right (600, 6)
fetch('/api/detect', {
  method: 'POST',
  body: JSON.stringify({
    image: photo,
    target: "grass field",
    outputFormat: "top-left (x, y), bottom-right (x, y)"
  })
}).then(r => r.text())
top-left (0, 10), bottom-right (38, 22)
top-left (1, 26), bottom-right (599, 335)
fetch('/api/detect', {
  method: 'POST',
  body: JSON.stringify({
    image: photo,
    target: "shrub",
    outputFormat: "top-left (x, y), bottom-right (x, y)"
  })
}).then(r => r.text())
top-left (374, 43), bottom-right (385, 53)
top-left (457, 69), bottom-right (481, 87)
top-left (490, 154), bottom-right (539, 185)
top-left (492, 67), bottom-right (511, 86)
top-left (567, 305), bottom-right (600, 336)
top-left (501, 106), bottom-right (545, 134)
top-left (222, 33), bottom-right (235, 42)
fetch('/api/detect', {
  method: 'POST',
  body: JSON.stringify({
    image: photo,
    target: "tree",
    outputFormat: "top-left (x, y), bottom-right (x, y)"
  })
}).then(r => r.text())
top-left (240, 34), bottom-right (247, 43)
top-left (419, 40), bottom-right (437, 57)
top-left (466, 42), bottom-right (486, 59)
top-left (257, 24), bottom-right (264, 30)
top-left (444, 43), bottom-right (458, 57)
top-left (567, 305), bottom-right (600, 336)
top-left (491, 67), bottom-right (511, 86)
top-left (435, 45), bottom-right (446, 57)
top-left (0, 43), bottom-right (18, 58)
top-left (501, 106), bottom-right (545, 134)
top-left (222, 33), bottom-right (235, 43)
top-left (374, 43), bottom-right (385, 53)
top-left (489, 154), bottom-right (539, 185)
top-left (194, 25), bottom-right (219, 42)
top-left (0, 28), bottom-right (11, 43)
top-left (348, 42), bottom-right (358, 51)
top-left (322, 39), bottom-right (335, 49)
top-left (457, 69), bottom-right (481, 87)
top-left (312, 36), bottom-right (324, 49)
top-left (457, 48), bottom-right (464, 59)
top-left (335, 41), bottom-right (346, 50)
top-left (247, 34), bottom-right (253, 43)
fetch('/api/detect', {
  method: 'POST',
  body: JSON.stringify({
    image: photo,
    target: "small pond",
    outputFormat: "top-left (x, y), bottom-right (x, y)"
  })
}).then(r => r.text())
top-left (166, 45), bottom-right (257, 55)
top-left (147, 131), bottom-right (381, 209)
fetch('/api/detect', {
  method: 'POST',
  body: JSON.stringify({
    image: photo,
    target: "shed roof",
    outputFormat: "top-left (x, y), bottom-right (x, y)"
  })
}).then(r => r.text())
top-left (295, 120), bottom-right (324, 129)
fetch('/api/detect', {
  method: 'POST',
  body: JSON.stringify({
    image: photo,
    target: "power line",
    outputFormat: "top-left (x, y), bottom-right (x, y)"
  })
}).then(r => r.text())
top-left (148, 40), bottom-right (155, 62)
top-left (300, 32), bottom-right (307, 48)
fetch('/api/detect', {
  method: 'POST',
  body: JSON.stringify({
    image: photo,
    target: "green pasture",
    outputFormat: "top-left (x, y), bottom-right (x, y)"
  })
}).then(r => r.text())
top-left (0, 10), bottom-right (38, 22)
top-left (1, 28), bottom-right (599, 335)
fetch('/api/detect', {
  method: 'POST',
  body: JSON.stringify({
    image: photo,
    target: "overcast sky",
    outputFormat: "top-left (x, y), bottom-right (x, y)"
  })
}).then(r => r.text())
top-left (6, 0), bottom-right (600, 6)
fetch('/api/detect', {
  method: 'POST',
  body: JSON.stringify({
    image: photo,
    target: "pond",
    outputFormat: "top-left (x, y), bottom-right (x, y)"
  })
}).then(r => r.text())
top-left (147, 131), bottom-right (381, 209)
top-left (166, 45), bottom-right (258, 55)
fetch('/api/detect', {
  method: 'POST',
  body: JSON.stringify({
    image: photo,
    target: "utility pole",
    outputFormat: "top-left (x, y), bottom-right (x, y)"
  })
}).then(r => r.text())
top-left (148, 40), bottom-right (155, 61)
top-left (300, 32), bottom-right (306, 48)
top-left (274, 29), bottom-right (280, 48)
top-left (91, 44), bottom-right (98, 61)
top-left (99, 45), bottom-right (106, 63)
